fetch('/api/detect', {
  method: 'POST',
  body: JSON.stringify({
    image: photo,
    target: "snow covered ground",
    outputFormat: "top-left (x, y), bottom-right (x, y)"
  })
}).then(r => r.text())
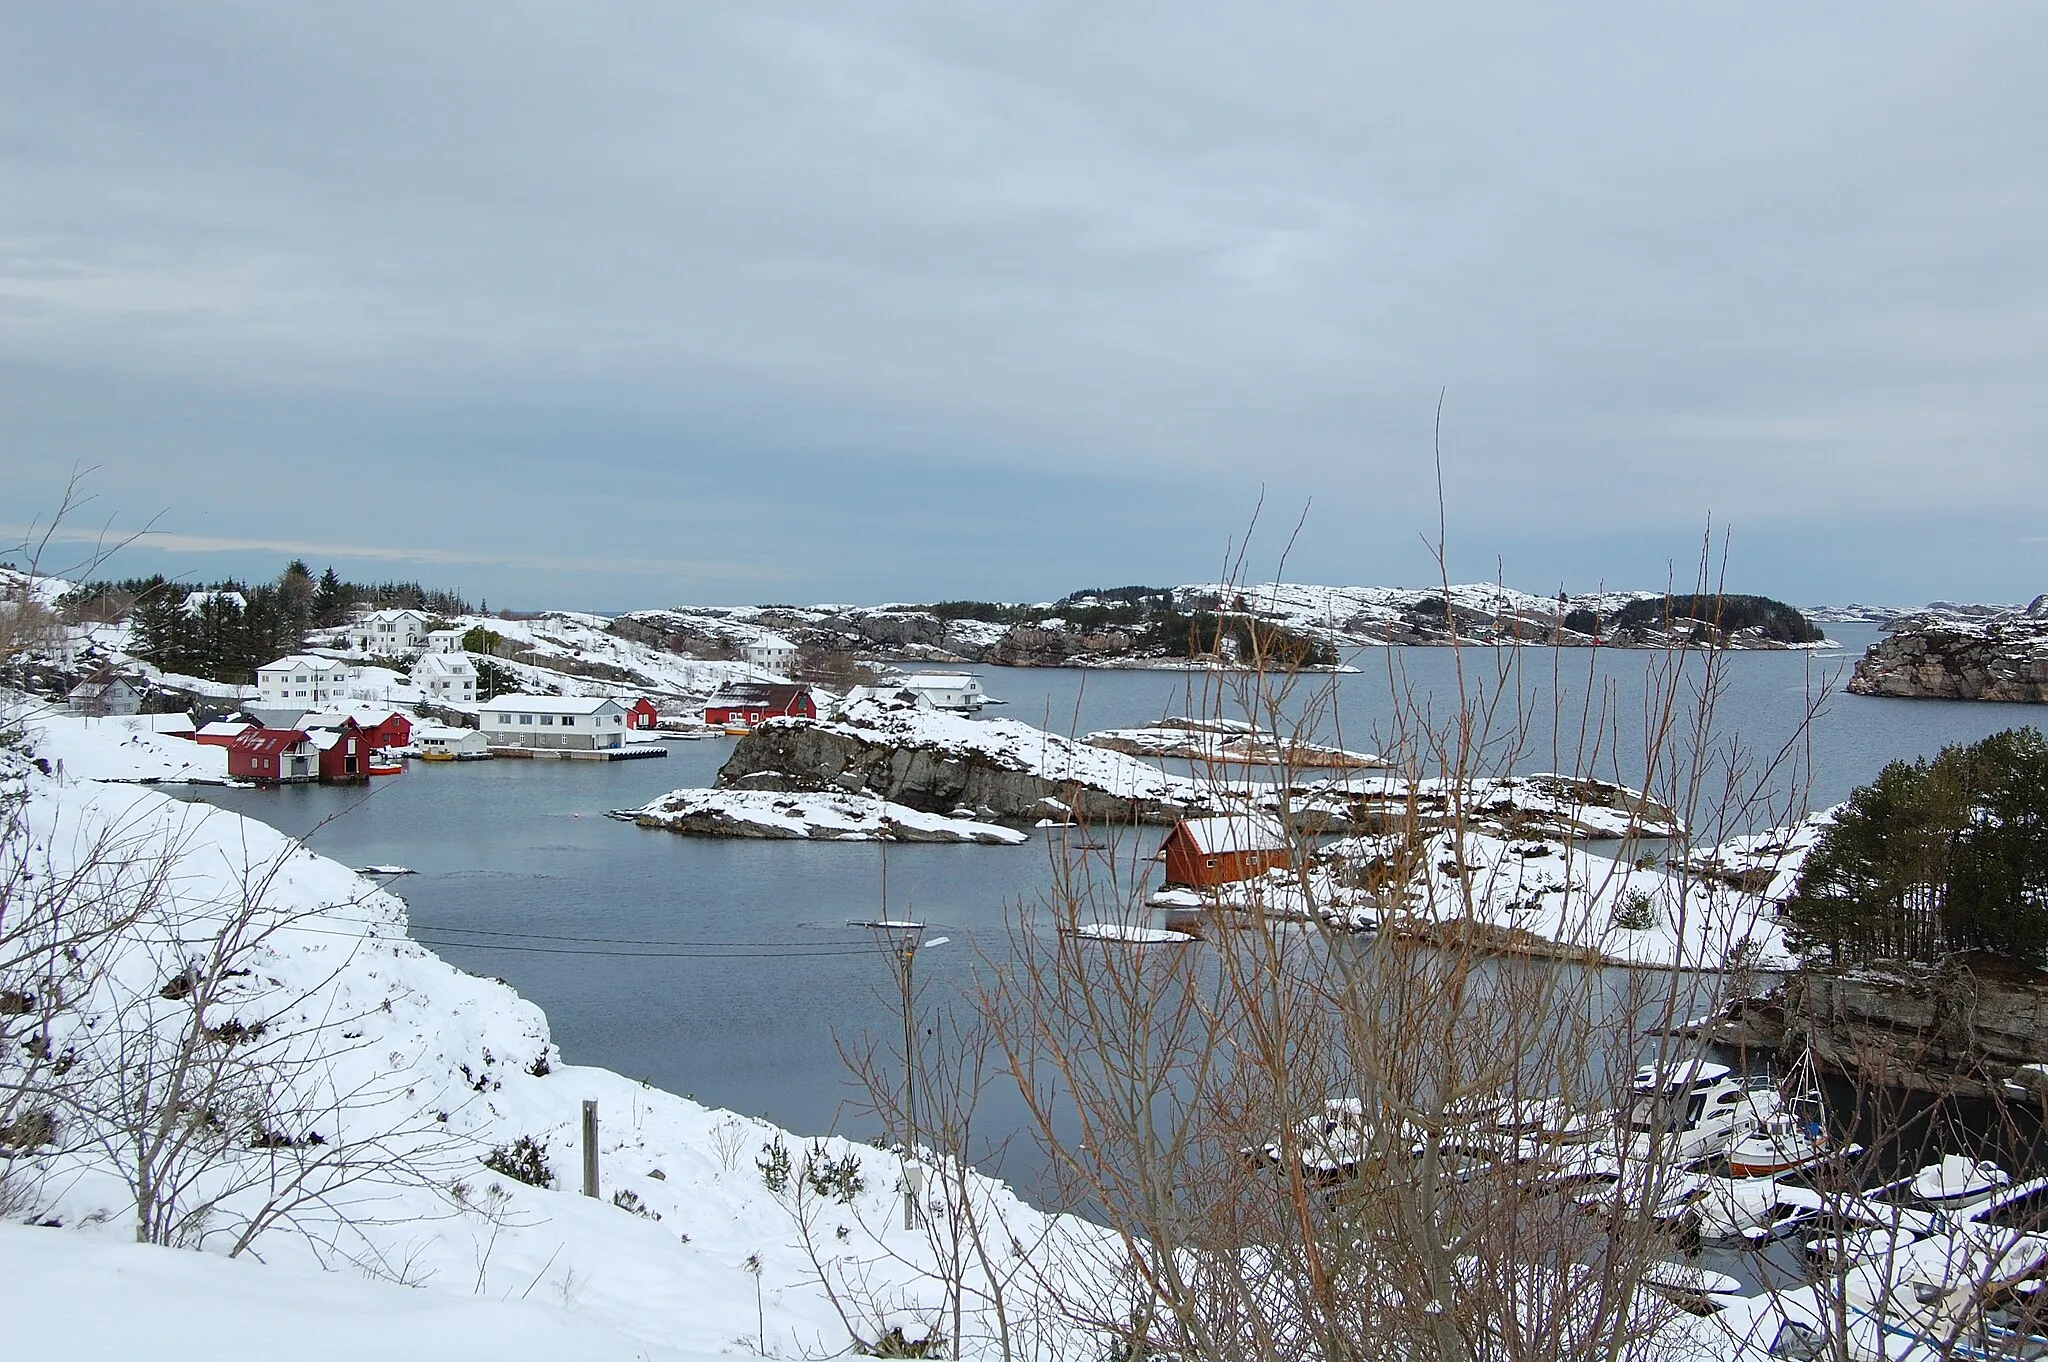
top-left (630, 788), bottom-right (1029, 843)
top-left (0, 718), bottom-right (1090, 1361)
top-left (4, 702), bottom-right (231, 783)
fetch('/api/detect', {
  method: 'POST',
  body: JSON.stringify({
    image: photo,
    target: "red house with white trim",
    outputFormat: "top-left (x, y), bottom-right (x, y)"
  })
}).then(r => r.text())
top-left (625, 698), bottom-right (660, 731)
top-left (703, 684), bottom-right (817, 729)
top-left (301, 709), bottom-right (411, 751)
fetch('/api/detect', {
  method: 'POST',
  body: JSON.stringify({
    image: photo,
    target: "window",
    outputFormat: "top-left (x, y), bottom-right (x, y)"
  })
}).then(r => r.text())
top-left (541, 715), bottom-right (554, 725)
top-left (561, 716), bottom-right (575, 727)
top-left (520, 714), bottom-right (533, 725)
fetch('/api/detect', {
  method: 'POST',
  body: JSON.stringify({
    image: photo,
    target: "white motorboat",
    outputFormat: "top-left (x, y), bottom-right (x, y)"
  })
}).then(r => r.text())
top-left (1912, 1155), bottom-right (2011, 1210)
top-left (1725, 1050), bottom-right (1850, 1177)
top-left (1618, 1059), bottom-right (1771, 1165)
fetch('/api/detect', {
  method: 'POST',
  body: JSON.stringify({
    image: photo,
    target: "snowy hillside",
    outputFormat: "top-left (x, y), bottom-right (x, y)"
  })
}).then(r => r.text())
top-left (0, 717), bottom-right (1091, 1359)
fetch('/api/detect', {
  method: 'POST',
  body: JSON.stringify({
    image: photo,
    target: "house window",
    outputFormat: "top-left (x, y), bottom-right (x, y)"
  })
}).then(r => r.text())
top-left (561, 717), bottom-right (575, 727)
top-left (520, 714), bottom-right (533, 724)
top-left (541, 715), bottom-right (554, 725)
top-left (1206, 857), bottom-right (1218, 868)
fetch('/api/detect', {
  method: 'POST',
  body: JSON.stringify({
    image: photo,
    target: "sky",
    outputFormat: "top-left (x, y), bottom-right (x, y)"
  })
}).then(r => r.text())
top-left (4, 3), bottom-right (2045, 610)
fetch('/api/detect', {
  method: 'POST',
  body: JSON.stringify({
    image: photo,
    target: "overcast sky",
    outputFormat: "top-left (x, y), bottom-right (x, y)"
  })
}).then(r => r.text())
top-left (5, 3), bottom-right (2044, 609)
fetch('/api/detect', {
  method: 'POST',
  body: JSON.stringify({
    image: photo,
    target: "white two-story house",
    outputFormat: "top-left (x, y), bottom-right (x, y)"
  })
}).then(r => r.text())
top-left (347, 608), bottom-right (432, 654)
top-left (256, 655), bottom-right (355, 714)
top-left (412, 649), bottom-right (477, 704)
top-left (745, 633), bottom-right (799, 678)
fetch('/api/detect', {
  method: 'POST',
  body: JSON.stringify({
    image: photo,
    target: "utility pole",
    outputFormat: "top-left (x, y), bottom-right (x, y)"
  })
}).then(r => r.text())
top-left (851, 916), bottom-right (928, 1229)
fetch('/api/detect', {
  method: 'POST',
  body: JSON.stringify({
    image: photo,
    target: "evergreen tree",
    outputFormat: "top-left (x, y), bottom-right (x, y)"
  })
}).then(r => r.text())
top-left (1786, 728), bottom-right (2048, 970)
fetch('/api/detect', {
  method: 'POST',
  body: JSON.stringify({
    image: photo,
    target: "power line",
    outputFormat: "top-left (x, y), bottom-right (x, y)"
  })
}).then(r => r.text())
top-left (417, 922), bottom-right (883, 951)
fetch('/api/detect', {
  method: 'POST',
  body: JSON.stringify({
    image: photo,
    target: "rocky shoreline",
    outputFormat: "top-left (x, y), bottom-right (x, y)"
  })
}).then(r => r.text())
top-left (1701, 964), bottom-right (2048, 1099)
top-left (1847, 597), bottom-right (2048, 702)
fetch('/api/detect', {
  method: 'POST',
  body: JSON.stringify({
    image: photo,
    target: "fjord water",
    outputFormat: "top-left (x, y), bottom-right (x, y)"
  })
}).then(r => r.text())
top-left (178, 624), bottom-right (2038, 1188)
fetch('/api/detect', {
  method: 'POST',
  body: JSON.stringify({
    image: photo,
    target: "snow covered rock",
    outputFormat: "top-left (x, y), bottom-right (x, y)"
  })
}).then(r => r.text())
top-left (629, 788), bottom-right (1028, 843)
top-left (715, 695), bottom-right (1216, 824)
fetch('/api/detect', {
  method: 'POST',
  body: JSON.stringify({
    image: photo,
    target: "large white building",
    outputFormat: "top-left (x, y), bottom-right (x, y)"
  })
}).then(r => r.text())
top-left (476, 695), bottom-right (629, 750)
top-left (745, 634), bottom-right (798, 678)
top-left (256, 655), bottom-right (355, 711)
top-left (412, 650), bottom-right (477, 704)
top-left (347, 608), bottom-right (432, 654)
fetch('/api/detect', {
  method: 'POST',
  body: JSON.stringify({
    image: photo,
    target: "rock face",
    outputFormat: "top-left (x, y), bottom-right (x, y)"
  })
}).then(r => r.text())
top-left (1710, 965), bottom-right (2048, 1099)
top-left (1847, 610), bottom-right (2048, 701)
top-left (714, 712), bottom-right (1208, 825)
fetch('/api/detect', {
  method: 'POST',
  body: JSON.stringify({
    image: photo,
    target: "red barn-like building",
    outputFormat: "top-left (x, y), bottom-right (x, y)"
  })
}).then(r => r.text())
top-left (299, 710), bottom-right (411, 751)
top-left (1159, 816), bottom-right (1292, 889)
top-left (228, 720), bottom-right (370, 784)
top-left (704, 684), bottom-right (817, 729)
top-left (228, 728), bottom-right (317, 783)
top-left (626, 698), bottom-right (660, 730)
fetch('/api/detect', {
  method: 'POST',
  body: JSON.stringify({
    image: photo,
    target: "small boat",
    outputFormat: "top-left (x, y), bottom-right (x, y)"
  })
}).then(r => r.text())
top-left (367, 759), bottom-right (404, 775)
top-left (1913, 1155), bottom-right (2011, 1210)
top-left (1726, 1049), bottom-right (1847, 1176)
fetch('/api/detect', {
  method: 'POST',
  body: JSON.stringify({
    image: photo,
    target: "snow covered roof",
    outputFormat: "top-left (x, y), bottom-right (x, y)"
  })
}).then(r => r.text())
top-left (414, 652), bottom-right (475, 677)
top-left (1170, 815), bottom-right (1291, 855)
top-left (67, 678), bottom-right (138, 699)
top-left (900, 673), bottom-right (981, 692)
top-left (181, 590), bottom-right (247, 615)
top-left (197, 720), bottom-right (255, 738)
top-left (259, 653), bottom-right (352, 676)
top-left (295, 711), bottom-right (385, 732)
top-left (117, 713), bottom-right (195, 735)
top-left (477, 694), bottom-right (626, 716)
top-left (747, 633), bottom-right (796, 651)
top-left (231, 727), bottom-right (313, 756)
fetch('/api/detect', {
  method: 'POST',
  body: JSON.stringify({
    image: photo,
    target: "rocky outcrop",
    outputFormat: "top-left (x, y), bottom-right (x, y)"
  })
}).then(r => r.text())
top-left (713, 705), bottom-right (1211, 825)
top-left (1707, 964), bottom-right (2048, 1099)
top-left (626, 789), bottom-right (1027, 843)
top-left (1847, 607), bottom-right (2048, 702)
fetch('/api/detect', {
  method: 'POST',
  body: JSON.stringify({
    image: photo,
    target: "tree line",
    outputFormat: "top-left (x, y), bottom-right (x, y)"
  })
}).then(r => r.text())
top-left (59, 561), bottom-right (476, 684)
top-left (1786, 727), bottom-right (2048, 970)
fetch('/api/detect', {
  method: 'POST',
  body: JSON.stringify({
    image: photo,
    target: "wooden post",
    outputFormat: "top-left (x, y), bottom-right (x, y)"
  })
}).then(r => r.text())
top-left (581, 1100), bottom-right (599, 1198)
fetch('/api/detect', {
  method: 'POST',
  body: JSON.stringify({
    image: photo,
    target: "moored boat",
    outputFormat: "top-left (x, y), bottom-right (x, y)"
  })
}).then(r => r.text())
top-left (1912, 1155), bottom-right (2011, 1210)
top-left (1725, 1049), bottom-right (1850, 1176)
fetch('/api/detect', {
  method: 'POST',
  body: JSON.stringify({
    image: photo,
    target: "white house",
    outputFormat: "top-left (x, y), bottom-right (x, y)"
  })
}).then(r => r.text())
top-left (476, 694), bottom-right (629, 751)
top-left (898, 672), bottom-right (989, 712)
top-left (181, 589), bottom-right (247, 616)
top-left (412, 650), bottom-right (477, 703)
top-left (256, 655), bottom-right (355, 712)
top-left (347, 608), bottom-right (432, 654)
top-left (745, 633), bottom-right (799, 678)
top-left (412, 724), bottom-right (492, 759)
top-left (424, 628), bottom-right (467, 654)
top-left (67, 677), bottom-right (142, 717)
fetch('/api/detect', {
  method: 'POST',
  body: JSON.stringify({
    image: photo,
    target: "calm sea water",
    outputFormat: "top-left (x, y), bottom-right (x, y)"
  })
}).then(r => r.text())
top-left (176, 624), bottom-right (2041, 1188)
